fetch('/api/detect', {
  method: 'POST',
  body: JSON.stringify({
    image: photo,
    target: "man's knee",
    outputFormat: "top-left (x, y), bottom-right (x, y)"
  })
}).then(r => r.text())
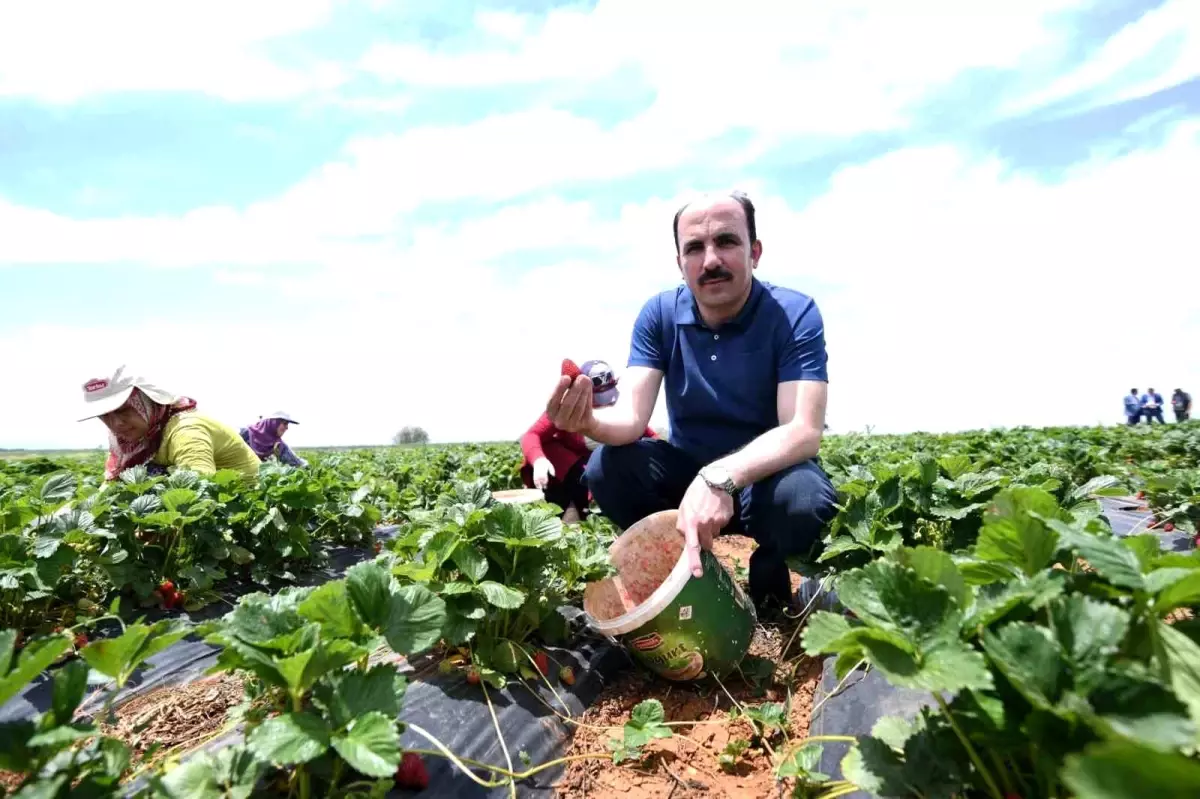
top-left (585, 441), bottom-right (652, 503)
top-left (770, 460), bottom-right (838, 519)
top-left (747, 460), bottom-right (838, 555)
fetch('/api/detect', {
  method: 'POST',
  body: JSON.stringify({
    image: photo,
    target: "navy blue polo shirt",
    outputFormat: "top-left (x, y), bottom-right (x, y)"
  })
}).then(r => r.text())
top-left (627, 278), bottom-right (828, 465)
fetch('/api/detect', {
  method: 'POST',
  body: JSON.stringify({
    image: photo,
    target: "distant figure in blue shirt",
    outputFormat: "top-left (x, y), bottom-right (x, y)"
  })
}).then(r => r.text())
top-left (545, 190), bottom-right (837, 616)
top-left (1124, 389), bottom-right (1142, 426)
top-left (1141, 388), bottom-right (1165, 425)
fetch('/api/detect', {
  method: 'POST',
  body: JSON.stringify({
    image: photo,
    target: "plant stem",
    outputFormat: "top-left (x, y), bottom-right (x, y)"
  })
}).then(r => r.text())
top-left (298, 767), bottom-right (311, 799)
top-left (807, 658), bottom-right (867, 720)
top-left (481, 681), bottom-right (516, 799)
top-left (508, 639), bottom-right (570, 714)
top-left (328, 759), bottom-right (344, 795)
top-left (933, 692), bottom-right (1003, 799)
top-left (989, 749), bottom-right (1016, 797)
top-left (403, 737), bottom-right (611, 784)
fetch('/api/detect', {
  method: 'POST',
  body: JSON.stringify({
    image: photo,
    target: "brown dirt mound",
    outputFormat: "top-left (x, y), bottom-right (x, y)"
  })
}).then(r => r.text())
top-left (558, 535), bottom-right (822, 799)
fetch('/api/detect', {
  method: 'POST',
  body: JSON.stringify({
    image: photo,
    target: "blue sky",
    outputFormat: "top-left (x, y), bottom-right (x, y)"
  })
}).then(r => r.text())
top-left (1, 0), bottom-right (1198, 448)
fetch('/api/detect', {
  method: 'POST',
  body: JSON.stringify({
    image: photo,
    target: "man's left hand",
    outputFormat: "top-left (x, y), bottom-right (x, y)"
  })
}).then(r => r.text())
top-left (676, 476), bottom-right (734, 578)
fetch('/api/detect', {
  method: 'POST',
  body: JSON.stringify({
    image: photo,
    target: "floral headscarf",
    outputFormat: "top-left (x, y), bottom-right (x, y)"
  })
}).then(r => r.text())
top-left (104, 388), bottom-right (198, 480)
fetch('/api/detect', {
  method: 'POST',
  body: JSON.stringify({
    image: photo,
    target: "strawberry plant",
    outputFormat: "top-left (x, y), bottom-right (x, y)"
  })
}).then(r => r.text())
top-left (382, 479), bottom-right (614, 682)
top-left (0, 610), bottom-right (190, 798)
top-left (797, 486), bottom-right (1200, 798)
top-left (161, 561), bottom-right (447, 797)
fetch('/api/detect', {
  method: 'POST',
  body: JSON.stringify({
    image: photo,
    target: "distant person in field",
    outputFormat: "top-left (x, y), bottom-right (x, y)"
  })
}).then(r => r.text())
top-left (79, 365), bottom-right (261, 481)
top-left (1172, 388), bottom-right (1192, 422)
top-left (240, 413), bottom-right (308, 468)
top-left (519, 360), bottom-right (658, 523)
top-left (546, 190), bottom-right (838, 616)
top-left (1124, 389), bottom-right (1143, 426)
top-left (1141, 387), bottom-right (1166, 424)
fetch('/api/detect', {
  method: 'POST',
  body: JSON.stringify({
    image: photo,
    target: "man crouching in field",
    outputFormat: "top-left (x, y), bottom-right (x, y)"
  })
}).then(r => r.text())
top-left (545, 190), bottom-right (838, 616)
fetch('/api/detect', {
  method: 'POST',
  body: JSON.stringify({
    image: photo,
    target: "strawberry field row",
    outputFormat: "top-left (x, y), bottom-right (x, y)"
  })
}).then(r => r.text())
top-left (0, 422), bottom-right (1197, 797)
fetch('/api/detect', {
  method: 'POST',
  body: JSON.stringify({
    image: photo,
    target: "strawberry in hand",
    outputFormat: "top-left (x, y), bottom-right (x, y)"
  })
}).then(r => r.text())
top-left (561, 359), bottom-right (582, 379)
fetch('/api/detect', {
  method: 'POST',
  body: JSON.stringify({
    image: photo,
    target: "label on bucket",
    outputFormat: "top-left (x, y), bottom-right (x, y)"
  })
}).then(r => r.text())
top-left (618, 550), bottom-right (756, 683)
top-left (631, 632), bottom-right (663, 651)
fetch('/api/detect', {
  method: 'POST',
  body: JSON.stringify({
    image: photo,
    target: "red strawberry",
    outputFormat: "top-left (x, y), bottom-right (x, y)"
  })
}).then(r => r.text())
top-left (1137, 491), bottom-right (1145, 500)
top-left (395, 752), bottom-right (430, 790)
top-left (465, 668), bottom-right (481, 686)
top-left (159, 580), bottom-right (175, 594)
top-left (533, 651), bottom-right (550, 677)
top-left (74, 632), bottom-right (88, 649)
top-left (373, 541), bottom-right (382, 554)
top-left (561, 359), bottom-right (582, 379)
top-left (559, 665), bottom-right (575, 686)
top-left (1164, 522), bottom-right (1175, 532)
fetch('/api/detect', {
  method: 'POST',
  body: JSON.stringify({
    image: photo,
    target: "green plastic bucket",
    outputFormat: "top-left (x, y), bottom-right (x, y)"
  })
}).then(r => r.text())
top-left (583, 510), bottom-right (756, 681)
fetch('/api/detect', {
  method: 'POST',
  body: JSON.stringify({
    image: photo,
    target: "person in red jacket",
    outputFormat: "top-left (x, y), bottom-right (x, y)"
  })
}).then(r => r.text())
top-left (520, 360), bottom-right (658, 522)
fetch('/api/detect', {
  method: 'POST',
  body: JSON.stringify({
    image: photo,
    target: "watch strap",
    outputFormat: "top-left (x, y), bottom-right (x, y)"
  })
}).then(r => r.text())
top-left (700, 467), bottom-right (738, 495)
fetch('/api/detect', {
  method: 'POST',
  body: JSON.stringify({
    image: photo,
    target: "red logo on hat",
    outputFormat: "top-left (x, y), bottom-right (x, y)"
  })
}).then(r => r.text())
top-left (84, 379), bottom-right (109, 393)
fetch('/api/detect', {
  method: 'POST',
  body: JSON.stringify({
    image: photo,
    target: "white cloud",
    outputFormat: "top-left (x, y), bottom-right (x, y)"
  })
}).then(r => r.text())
top-left (362, 0), bottom-right (1091, 138)
top-left (1008, 0), bottom-right (1200, 117)
top-left (3, 2), bottom-right (1199, 452)
top-left (3, 118), bottom-right (1199, 449)
top-left (0, 0), bottom-right (345, 102)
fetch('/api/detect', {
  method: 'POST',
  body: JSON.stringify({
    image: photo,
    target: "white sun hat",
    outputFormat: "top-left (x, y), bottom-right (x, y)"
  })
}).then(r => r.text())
top-left (78, 365), bottom-right (179, 422)
top-left (262, 411), bottom-right (300, 425)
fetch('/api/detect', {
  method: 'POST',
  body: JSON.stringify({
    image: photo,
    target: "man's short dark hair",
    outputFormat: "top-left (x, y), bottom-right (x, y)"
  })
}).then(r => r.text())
top-left (1131, 388), bottom-right (1138, 393)
top-left (672, 190), bottom-right (758, 253)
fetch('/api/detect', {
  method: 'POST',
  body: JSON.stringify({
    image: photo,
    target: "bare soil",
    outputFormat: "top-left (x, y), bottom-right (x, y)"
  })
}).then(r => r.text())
top-left (558, 535), bottom-right (823, 798)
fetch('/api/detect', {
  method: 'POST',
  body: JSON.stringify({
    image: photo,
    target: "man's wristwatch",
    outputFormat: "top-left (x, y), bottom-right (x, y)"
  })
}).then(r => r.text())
top-left (699, 465), bottom-right (738, 495)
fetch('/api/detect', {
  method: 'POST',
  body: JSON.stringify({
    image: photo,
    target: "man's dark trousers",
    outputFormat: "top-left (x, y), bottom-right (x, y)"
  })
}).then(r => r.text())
top-left (585, 438), bottom-right (839, 610)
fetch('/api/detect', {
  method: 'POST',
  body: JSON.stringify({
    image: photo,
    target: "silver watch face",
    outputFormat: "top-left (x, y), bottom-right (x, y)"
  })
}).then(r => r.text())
top-left (704, 467), bottom-right (733, 491)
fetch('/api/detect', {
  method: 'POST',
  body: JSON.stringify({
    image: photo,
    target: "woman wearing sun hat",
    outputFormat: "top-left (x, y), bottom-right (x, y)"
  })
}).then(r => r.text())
top-left (240, 412), bottom-right (309, 468)
top-left (79, 365), bottom-right (261, 481)
top-left (519, 359), bottom-right (658, 522)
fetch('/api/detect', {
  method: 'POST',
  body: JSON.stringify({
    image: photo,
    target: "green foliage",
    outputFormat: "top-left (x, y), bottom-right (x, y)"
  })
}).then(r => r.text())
top-left (800, 487), bottom-right (1200, 798)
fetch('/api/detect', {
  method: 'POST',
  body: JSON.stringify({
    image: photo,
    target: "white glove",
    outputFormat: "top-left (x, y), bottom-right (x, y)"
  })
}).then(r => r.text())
top-left (533, 458), bottom-right (555, 490)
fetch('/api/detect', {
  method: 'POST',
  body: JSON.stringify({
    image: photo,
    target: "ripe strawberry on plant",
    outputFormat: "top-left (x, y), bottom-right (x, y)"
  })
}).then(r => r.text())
top-left (533, 651), bottom-right (550, 677)
top-left (74, 632), bottom-right (88, 649)
top-left (395, 752), bottom-right (430, 790)
top-left (1164, 522), bottom-right (1175, 532)
top-left (373, 541), bottom-right (383, 554)
top-left (1137, 491), bottom-right (1146, 499)
top-left (466, 668), bottom-right (481, 686)
top-left (561, 359), bottom-right (582, 379)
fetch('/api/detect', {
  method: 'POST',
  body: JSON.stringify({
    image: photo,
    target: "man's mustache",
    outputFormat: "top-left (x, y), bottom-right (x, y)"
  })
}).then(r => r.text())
top-left (699, 268), bottom-right (733, 285)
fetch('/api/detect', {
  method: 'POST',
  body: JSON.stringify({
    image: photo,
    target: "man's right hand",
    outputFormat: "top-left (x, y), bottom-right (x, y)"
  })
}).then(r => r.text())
top-left (546, 374), bottom-right (595, 433)
top-left (532, 457), bottom-right (555, 489)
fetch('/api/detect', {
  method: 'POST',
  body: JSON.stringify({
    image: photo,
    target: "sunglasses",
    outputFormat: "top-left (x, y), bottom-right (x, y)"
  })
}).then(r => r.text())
top-left (588, 370), bottom-right (615, 389)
